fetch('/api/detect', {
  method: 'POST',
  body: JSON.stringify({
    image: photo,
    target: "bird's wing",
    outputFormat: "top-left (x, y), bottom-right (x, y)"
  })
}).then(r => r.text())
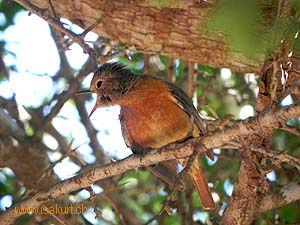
top-left (164, 80), bottom-right (215, 209)
top-left (119, 112), bottom-right (133, 149)
top-left (163, 80), bottom-right (206, 134)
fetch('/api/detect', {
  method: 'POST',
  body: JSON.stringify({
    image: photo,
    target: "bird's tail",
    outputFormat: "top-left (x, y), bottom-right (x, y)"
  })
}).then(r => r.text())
top-left (147, 159), bottom-right (215, 209)
top-left (188, 160), bottom-right (215, 209)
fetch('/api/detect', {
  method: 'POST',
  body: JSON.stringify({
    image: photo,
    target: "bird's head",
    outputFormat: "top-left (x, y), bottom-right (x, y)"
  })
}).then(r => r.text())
top-left (76, 62), bottom-right (138, 117)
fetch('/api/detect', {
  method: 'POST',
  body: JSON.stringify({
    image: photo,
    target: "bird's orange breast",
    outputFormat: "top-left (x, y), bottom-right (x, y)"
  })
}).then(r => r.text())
top-left (120, 77), bottom-right (191, 149)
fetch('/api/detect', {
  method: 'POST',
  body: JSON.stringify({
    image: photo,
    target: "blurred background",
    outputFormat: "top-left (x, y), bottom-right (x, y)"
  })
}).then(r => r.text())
top-left (0, 1), bottom-right (300, 225)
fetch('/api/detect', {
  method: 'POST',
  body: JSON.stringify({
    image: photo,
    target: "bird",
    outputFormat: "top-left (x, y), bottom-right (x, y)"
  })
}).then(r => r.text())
top-left (78, 62), bottom-right (215, 209)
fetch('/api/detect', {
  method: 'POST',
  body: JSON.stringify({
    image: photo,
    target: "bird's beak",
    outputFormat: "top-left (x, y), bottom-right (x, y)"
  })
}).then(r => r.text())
top-left (88, 104), bottom-right (98, 118)
top-left (74, 89), bottom-right (98, 117)
top-left (74, 90), bottom-right (93, 95)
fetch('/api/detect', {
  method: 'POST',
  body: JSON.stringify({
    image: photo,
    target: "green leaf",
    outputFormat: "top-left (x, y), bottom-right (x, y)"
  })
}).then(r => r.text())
top-left (119, 53), bottom-right (144, 74)
top-left (198, 65), bottom-right (217, 75)
top-left (192, 190), bottom-right (201, 208)
top-left (0, 1), bottom-right (24, 30)
top-left (205, 0), bottom-right (263, 58)
top-left (278, 203), bottom-right (300, 223)
top-left (163, 214), bottom-right (179, 225)
top-left (0, 172), bottom-right (14, 196)
top-left (152, 194), bottom-right (165, 213)
top-left (205, 0), bottom-right (300, 59)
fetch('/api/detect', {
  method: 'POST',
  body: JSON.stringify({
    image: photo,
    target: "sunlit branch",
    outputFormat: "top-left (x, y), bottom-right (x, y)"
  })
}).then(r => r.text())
top-left (259, 181), bottom-right (300, 213)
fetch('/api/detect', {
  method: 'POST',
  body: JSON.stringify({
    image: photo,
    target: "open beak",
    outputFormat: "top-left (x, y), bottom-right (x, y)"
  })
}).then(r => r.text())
top-left (75, 89), bottom-right (98, 117)
top-left (74, 90), bottom-right (93, 95)
top-left (88, 104), bottom-right (98, 118)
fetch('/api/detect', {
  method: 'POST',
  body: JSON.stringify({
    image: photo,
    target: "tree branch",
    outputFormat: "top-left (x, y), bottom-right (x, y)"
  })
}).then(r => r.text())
top-left (0, 109), bottom-right (25, 141)
top-left (14, 0), bottom-right (133, 64)
top-left (259, 181), bottom-right (300, 213)
top-left (251, 146), bottom-right (300, 171)
top-left (14, 0), bottom-right (96, 56)
top-left (221, 149), bottom-right (266, 225)
top-left (1, 105), bottom-right (299, 224)
top-left (40, 58), bottom-right (96, 132)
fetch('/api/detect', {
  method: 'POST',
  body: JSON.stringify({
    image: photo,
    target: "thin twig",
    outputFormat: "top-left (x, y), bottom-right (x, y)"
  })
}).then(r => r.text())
top-left (85, 186), bottom-right (102, 219)
top-left (81, 17), bottom-right (102, 37)
top-left (15, 0), bottom-right (129, 66)
top-left (36, 140), bottom-right (86, 185)
top-left (251, 147), bottom-right (300, 171)
top-left (74, 97), bottom-right (106, 161)
top-left (104, 195), bottom-right (128, 225)
top-left (41, 58), bottom-right (96, 131)
top-left (259, 181), bottom-right (300, 213)
top-left (15, 0), bottom-right (96, 55)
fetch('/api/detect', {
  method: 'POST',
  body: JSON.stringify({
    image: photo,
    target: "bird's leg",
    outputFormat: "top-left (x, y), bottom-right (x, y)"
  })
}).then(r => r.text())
top-left (139, 148), bottom-right (153, 163)
top-left (131, 143), bottom-right (153, 163)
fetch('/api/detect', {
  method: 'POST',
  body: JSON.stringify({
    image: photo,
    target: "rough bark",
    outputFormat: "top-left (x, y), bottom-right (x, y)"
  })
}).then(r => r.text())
top-left (221, 151), bottom-right (267, 225)
top-left (25, 0), bottom-right (291, 74)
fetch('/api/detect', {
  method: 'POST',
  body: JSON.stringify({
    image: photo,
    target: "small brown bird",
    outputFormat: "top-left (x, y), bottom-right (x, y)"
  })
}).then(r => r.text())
top-left (80, 62), bottom-right (215, 209)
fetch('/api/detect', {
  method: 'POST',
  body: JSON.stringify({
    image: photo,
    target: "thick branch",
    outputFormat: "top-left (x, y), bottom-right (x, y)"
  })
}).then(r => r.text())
top-left (221, 150), bottom-right (266, 225)
top-left (1, 105), bottom-right (299, 224)
top-left (17, 0), bottom-right (289, 73)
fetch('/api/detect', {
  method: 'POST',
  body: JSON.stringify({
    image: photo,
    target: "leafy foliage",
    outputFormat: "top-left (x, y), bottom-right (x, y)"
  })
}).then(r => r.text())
top-left (0, 1), bottom-right (23, 30)
top-left (0, 1), bottom-right (23, 81)
top-left (205, 0), bottom-right (300, 59)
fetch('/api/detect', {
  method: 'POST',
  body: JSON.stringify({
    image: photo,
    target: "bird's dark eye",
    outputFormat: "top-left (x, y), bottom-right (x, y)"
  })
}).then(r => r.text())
top-left (96, 80), bottom-right (103, 89)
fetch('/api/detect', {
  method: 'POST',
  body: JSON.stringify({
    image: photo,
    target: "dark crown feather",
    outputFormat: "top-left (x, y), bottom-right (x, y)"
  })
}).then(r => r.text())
top-left (95, 62), bottom-right (140, 93)
top-left (96, 62), bottom-right (134, 78)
